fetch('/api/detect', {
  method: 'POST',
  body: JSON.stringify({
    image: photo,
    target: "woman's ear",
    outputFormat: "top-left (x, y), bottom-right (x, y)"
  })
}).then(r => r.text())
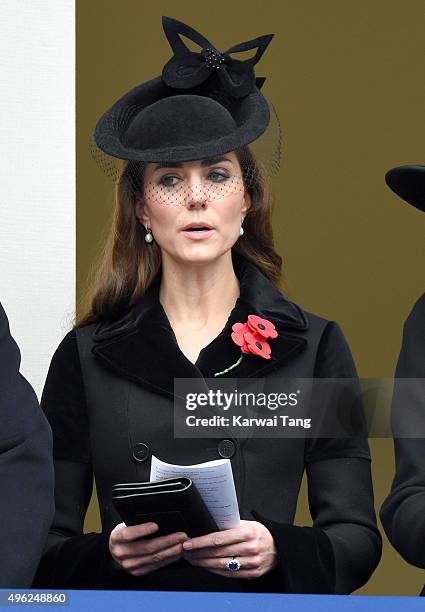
top-left (136, 199), bottom-right (149, 225)
top-left (242, 191), bottom-right (252, 217)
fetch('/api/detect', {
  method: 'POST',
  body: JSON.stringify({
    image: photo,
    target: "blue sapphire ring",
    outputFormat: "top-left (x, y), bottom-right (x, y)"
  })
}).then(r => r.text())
top-left (226, 557), bottom-right (241, 571)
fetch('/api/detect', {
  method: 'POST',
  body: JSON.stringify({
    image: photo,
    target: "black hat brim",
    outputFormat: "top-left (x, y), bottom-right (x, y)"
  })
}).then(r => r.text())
top-left (385, 165), bottom-right (425, 213)
top-left (94, 76), bottom-right (271, 163)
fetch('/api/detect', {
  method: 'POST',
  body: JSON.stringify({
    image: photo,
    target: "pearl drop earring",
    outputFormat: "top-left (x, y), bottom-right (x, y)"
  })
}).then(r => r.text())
top-left (144, 224), bottom-right (153, 243)
top-left (239, 217), bottom-right (244, 236)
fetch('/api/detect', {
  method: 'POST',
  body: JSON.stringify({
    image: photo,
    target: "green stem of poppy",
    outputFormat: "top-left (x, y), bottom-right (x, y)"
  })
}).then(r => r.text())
top-left (213, 355), bottom-right (244, 377)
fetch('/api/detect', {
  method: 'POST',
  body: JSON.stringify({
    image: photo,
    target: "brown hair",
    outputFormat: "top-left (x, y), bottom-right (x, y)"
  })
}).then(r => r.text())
top-left (76, 146), bottom-right (283, 327)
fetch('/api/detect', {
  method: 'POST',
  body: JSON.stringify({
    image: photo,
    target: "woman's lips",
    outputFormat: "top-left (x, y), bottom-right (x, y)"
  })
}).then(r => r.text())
top-left (181, 228), bottom-right (215, 240)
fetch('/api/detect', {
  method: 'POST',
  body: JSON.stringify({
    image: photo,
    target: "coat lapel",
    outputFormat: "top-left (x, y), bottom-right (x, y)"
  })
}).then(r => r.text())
top-left (92, 253), bottom-right (309, 400)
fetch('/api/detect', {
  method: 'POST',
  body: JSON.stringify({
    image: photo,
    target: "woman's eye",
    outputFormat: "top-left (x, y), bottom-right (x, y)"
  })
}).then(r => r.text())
top-left (158, 171), bottom-right (229, 186)
top-left (208, 171), bottom-right (229, 182)
top-left (159, 175), bottom-right (180, 187)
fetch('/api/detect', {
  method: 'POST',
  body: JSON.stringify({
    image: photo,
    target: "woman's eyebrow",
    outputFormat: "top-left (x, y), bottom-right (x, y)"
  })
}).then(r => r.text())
top-left (153, 156), bottom-right (233, 171)
top-left (153, 161), bottom-right (182, 170)
top-left (200, 156), bottom-right (233, 167)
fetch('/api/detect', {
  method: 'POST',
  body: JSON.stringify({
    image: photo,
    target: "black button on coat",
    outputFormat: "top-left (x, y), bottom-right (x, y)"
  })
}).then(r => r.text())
top-left (217, 439), bottom-right (236, 459)
top-left (32, 253), bottom-right (382, 593)
top-left (132, 443), bottom-right (150, 463)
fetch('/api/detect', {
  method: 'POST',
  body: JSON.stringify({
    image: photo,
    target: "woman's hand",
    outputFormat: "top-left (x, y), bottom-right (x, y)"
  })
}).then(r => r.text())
top-left (182, 520), bottom-right (278, 579)
top-left (109, 522), bottom-right (189, 576)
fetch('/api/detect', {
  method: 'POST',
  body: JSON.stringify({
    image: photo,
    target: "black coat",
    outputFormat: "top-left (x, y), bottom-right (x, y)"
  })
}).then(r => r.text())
top-left (0, 302), bottom-right (55, 587)
top-left (380, 293), bottom-right (425, 594)
top-left (32, 253), bottom-right (381, 593)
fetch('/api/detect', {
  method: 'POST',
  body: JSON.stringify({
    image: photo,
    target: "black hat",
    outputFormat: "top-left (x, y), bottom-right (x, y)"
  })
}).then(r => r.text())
top-left (93, 16), bottom-right (275, 163)
top-left (385, 165), bottom-right (425, 213)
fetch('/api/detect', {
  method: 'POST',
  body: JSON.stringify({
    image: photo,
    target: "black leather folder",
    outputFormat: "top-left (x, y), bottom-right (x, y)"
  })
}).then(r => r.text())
top-left (112, 477), bottom-right (218, 538)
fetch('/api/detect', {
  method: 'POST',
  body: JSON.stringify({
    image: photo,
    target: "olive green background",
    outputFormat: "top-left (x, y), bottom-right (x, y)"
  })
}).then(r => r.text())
top-left (77, 0), bottom-right (425, 595)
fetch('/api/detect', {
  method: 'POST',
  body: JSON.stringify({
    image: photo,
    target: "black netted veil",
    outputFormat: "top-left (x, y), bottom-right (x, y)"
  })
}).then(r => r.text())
top-left (89, 96), bottom-right (282, 204)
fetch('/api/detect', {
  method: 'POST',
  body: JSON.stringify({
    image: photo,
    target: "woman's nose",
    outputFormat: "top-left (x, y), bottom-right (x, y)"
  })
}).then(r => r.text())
top-left (186, 181), bottom-right (207, 208)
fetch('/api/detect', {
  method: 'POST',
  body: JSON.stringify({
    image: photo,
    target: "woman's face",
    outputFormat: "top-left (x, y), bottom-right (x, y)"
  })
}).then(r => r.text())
top-left (136, 151), bottom-right (251, 265)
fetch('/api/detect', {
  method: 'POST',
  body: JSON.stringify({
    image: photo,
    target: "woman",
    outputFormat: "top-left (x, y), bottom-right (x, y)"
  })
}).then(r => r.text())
top-left (32, 16), bottom-right (381, 593)
top-left (380, 165), bottom-right (425, 595)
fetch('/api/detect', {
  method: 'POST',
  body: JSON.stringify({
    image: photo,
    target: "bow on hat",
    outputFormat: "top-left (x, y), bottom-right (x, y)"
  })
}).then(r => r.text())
top-left (161, 16), bottom-right (273, 99)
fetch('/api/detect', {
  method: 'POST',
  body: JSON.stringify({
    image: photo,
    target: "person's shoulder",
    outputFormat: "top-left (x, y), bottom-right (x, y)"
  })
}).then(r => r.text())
top-left (0, 301), bottom-right (9, 330)
top-left (303, 308), bottom-right (331, 329)
top-left (395, 292), bottom-right (425, 377)
top-left (281, 296), bottom-right (354, 368)
top-left (297, 308), bottom-right (355, 376)
top-left (47, 325), bottom-right (96, 377)
top-left (49, 328), bottom-right (78, 361)
top-left (398, 292), bottom-right (425, 350)
top-left (52, 322), bottom-right (98, 358)
top-left (0, 301), bottom-right (18, 364)
top-left (274, 288), bottom-right (328, 330)
top-left (0, 301), bottom-right (43, 443)
top-left (276, 287), bottom-right (351, 348)
top-left (411, 291), bottom-right (425, 311)
top-left (296, 304), bottom-right (346, 342)
top-left (404, 292), bottom-right (425, 331)
top-left (57, 328), bottom-right (77, 344)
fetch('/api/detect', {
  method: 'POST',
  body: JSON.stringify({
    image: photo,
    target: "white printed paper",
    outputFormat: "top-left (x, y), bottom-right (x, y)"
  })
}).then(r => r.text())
top-left (150, 455), bottom-right (240, 530)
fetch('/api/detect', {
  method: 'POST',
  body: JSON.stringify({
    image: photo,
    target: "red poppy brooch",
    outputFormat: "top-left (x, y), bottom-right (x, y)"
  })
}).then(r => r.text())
top-left (214, 315), bottom-right (278, 376)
